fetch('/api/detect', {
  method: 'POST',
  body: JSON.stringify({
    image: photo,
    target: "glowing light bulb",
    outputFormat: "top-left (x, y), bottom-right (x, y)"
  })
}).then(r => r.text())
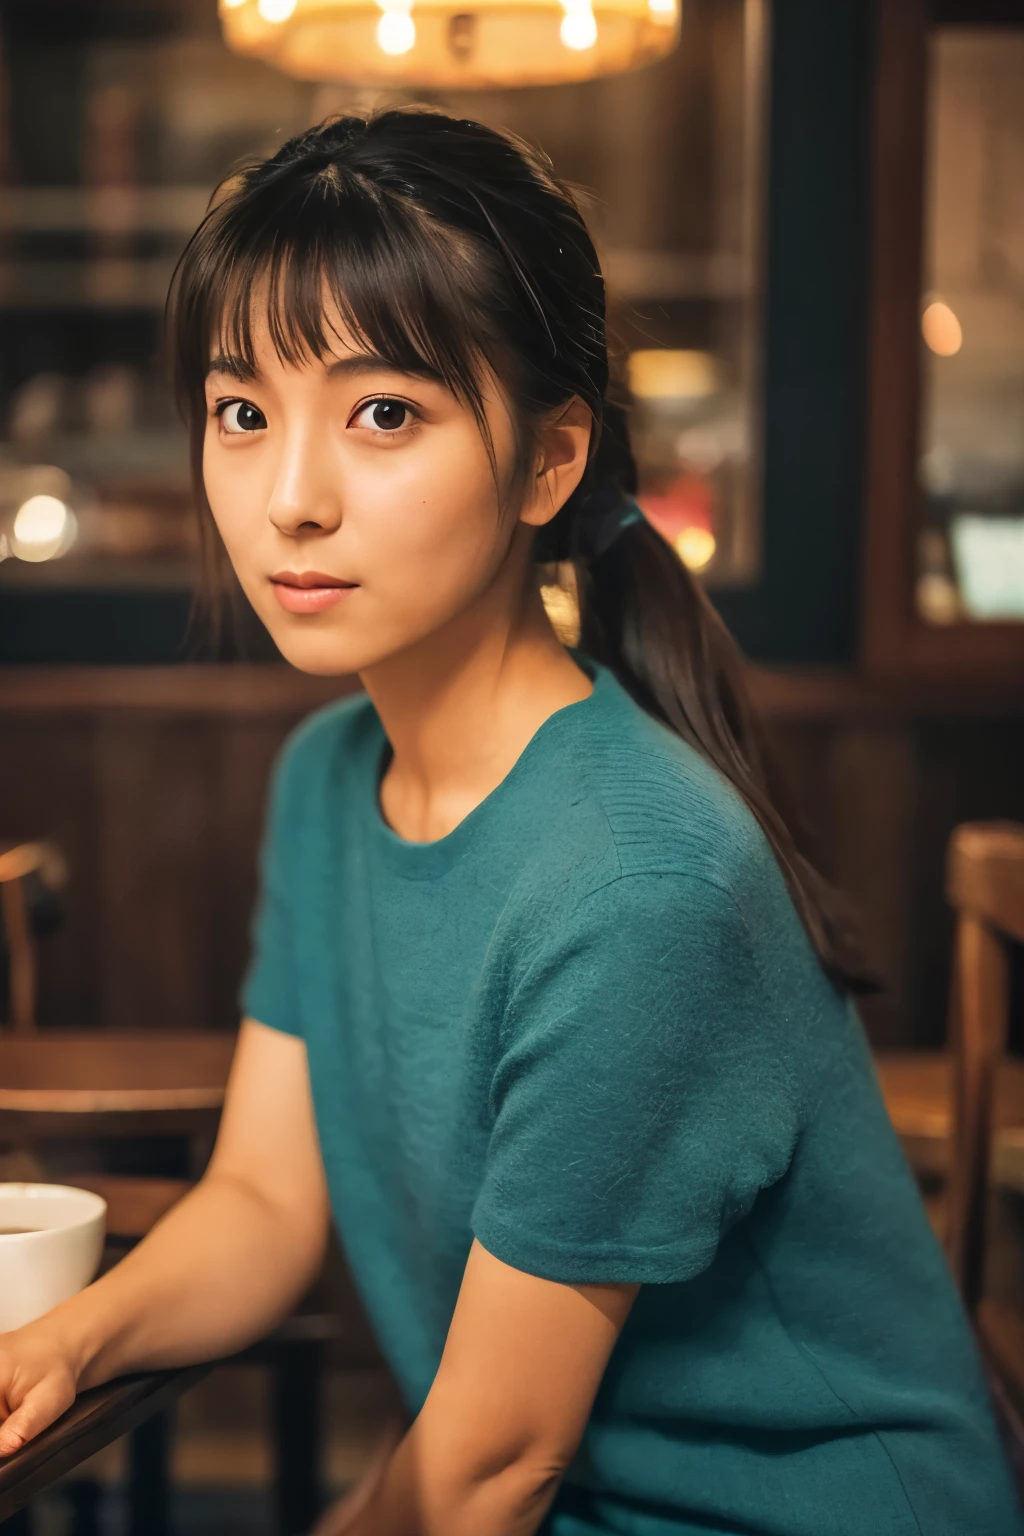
top-left (921, 299), bottom-right (962, 357)
top-left (11, 494), bottom-right (76, 563)
top-left (377, 8), bottom-right (415, 52)
top-left (674, 526), bottom-right (716, 572)
top-left (560, 7), bottom-right (598, 48)
top-left (257, 0), bottom-right (296, 22)
top-left (648, 0), bottom-right (676, 14)
top-left (221, 0), bottom-right (247, 10)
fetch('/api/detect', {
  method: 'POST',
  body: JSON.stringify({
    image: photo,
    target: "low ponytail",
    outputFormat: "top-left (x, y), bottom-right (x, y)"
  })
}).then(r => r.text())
top-left (570, 451), bottom-right (874, 994)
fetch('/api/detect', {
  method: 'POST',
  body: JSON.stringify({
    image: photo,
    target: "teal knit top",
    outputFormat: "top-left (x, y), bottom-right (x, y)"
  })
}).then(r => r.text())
top-left (243, 649), bottom-right (1021, 1536)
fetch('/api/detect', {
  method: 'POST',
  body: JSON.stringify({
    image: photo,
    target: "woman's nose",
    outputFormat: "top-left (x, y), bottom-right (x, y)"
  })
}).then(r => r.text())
top-left (266, 429), bottom-right (343, 537)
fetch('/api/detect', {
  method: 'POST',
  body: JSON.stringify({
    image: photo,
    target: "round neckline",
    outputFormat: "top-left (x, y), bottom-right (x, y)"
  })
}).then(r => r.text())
top-left (365, 648), bottom-right (606, 880)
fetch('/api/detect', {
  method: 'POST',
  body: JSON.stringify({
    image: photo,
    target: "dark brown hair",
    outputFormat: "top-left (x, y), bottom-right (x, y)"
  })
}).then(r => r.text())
top-left (167, 106), bottom-right (872, 993)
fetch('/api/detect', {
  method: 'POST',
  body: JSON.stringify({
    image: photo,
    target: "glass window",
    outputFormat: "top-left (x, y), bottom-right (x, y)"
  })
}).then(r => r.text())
top-left (916, 27), bottom-right (1024, 626)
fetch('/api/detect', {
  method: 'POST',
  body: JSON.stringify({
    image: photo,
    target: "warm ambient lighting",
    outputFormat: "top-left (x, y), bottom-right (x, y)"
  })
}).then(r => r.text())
top-left (637, 472), bottom-right (717, 576)
top-left (674, 525), bottom-right (716, 572)
top-left (219, 0), bottom-right (679, 87)
top-left (377, 7), bottom-right (416, 52)
top-left (628, 349), bottom-right (719, 400)
top-left (921, 298), bottom-right (962, 357)
top-left (257, 0), bottom-right (298, 20)
top-left (10, 494), bottom-right (77, 563)
top-left (560, 2), bottom-right (598, 49)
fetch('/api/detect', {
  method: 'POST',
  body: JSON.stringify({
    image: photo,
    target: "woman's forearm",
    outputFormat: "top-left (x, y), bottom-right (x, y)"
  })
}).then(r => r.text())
top-left (341, 1416), bottom-right (561, 1536)
top-left (29, 1168), bottom-right (327, 1390)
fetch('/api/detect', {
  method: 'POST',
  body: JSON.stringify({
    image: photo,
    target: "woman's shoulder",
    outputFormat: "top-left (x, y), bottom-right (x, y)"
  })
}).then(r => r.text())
top-left (496, 692), bottom-right (789, 991)
top-left (519, 700), bottom-right (840, 1023)
top-left (568, 677), bottom-right (775, 904)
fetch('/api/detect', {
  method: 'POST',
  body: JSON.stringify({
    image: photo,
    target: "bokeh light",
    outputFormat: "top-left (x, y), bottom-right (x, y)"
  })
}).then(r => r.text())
top-left (561, 8), bottom-right (598, 49)
top-left (257, 0), bottom-right (297, 21)
top-left (377, 9), bottom-right (416, 53)
top-left (921, 300), bottom-right (962, 357)
top-left (674, 526), bottom-right (717, 572)
top-left (11, 494), bottom-right (77, 563)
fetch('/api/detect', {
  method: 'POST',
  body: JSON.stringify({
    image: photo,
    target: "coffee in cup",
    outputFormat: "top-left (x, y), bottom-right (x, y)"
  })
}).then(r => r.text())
top-left (0, 1184), bottom-right (106, 1333)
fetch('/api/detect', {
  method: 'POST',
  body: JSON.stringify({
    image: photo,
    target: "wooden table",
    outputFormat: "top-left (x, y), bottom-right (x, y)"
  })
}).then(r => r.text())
top-left (0, 1031), bottom-right (335, 1535)
top-left (0, 1031), bottom-right (235, 1533)
top-left (0, 1365), bottom-right (210, 1527)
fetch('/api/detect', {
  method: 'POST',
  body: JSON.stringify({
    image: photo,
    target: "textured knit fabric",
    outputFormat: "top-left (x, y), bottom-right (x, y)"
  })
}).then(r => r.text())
top-left (242, 649), bottom-right (1021, 1536)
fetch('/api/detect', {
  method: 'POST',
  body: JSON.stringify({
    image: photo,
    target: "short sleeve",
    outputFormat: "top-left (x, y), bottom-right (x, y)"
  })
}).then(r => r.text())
top-left (239, 739), bottom-right (304, 1038)
top-left (471, 871), bottom-right (803, 1286)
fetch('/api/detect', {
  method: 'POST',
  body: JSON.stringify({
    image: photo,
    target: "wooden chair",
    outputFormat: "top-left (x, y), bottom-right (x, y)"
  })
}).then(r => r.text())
top-left (873, 824), bottom-right (1024, 1240)
top-left (875, 1051), bottom-right (1024, 1242)
top-left (0, 842), bottom-right (347, 1536)
top-left (874, 1051), bottom-right (952, 1238)
top-left (943, 823), bottom-right (1024, 1404)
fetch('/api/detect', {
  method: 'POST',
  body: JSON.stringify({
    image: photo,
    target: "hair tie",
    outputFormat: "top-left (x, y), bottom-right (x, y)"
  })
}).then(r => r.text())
top-left (575, 485), bottom-right (646, 563)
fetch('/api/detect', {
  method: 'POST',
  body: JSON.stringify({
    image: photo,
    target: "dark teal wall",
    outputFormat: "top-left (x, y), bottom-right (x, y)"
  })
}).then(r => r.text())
top-left (0, 589), bottom-right (195, 664)
top-left (714, 0), bottom-right (873, 665)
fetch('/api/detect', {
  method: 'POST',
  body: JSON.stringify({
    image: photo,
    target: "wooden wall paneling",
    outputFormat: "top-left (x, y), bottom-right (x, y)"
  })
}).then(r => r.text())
top-left (827, 723), bottom-right (919, 1048)
top-left (94, 715), bottom-right (219, 1032)
top-left (208, 716), bottom-right (298, 1031)
top-left (1, 666), bottom-right (1021, 721)
top-left (0, 716), bottom-right (99, 1028)
top-left (0, 669), bottom-right (355, 715)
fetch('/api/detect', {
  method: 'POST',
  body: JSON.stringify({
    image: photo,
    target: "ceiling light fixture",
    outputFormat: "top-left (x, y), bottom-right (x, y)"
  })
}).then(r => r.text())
top-left (219, 0), bottom-right (680, 88)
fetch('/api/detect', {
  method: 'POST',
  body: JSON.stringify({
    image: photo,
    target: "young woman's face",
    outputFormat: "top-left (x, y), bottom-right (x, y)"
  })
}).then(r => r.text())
top-left (203, 308), bottom-right (572, 676)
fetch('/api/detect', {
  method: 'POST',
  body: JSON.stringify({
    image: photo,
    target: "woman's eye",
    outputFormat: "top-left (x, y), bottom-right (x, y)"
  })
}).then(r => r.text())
top-left (219, 401), bottom-right (267, 434)
top-left (352, 398), bottom-right (413, 433)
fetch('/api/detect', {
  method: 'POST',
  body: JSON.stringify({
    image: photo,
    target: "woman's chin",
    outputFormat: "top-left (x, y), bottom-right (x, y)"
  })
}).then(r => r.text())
top-left (283, 651), bottom-right (362, 678)
top-left (270, 630), bottom-right (364, 677)
top-left (266, 607), bottom-right (453, 678)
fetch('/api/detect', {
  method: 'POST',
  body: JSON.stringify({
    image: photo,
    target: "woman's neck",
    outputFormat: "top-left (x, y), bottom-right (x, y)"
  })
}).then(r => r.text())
top-left (359, 584), bottom-right (592, 845)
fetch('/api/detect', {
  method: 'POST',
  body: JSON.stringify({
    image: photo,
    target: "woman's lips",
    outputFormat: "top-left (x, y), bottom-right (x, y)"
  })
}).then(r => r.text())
top-left (270, 571), bottom-right (357, 615)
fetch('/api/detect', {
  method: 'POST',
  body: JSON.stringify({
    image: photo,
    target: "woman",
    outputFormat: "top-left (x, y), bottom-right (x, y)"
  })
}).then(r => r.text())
top-left (0, 110), bottom-right (1018, 1536)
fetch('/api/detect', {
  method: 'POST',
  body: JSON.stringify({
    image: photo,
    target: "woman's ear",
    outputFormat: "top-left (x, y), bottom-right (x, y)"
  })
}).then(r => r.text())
top-left (519, 396), bottom-right (593, 531)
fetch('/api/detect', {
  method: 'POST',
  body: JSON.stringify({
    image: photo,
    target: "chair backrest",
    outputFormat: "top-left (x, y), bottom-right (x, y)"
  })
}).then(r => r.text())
top-left (0, 843), bottom-right (47, 1034)
top-left (945, 821), bottom-right (1024, 1312)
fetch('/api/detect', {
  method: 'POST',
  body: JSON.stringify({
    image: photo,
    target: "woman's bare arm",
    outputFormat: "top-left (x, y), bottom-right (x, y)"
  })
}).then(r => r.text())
top-left (0, 1018), bottom-right (328, 1455)
top-left (335, 1239), bottom-right (639, 1536)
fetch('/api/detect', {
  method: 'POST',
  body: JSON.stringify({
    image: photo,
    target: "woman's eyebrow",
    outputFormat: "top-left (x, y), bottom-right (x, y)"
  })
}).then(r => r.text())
top-left (205, 351), bottom-right (441, 385)
top-left (207, 353), bottom-right (258, 383)
top-left (327, 352), bottom-right (442, 384)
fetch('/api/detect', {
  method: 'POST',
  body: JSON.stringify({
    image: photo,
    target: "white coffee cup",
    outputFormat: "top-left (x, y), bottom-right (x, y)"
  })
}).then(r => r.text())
top-left (0, 1184), bottom-right (106, 1333)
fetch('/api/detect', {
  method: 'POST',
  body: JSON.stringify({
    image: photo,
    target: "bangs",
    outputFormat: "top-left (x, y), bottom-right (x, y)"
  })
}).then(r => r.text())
top-left (169, 161), bottom-right (513, 451)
